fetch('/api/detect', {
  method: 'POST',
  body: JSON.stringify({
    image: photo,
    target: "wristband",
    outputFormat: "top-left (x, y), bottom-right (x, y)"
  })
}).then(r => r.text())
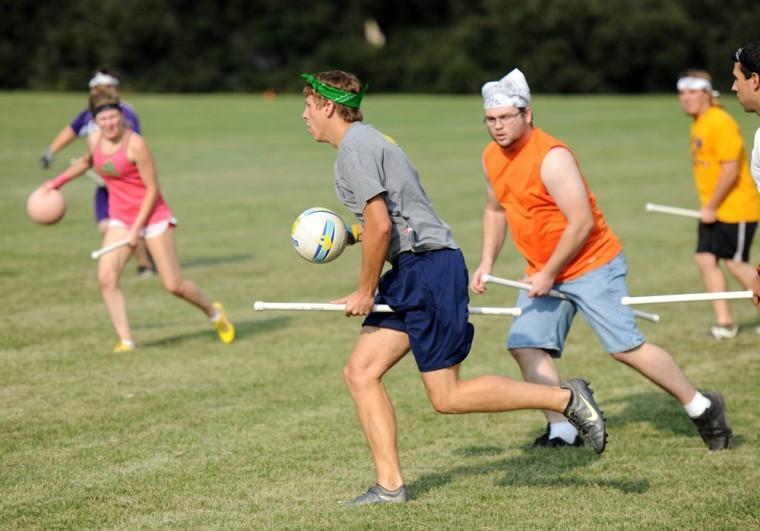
top-left (50, 173), bottom-right (73, 189)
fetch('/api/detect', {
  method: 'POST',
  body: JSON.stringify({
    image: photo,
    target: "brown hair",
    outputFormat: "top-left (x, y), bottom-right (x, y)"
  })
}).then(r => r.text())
top-left (302, 70), bottom-right (364, 123)
top-left (89, 89), bottom-right (121, 116)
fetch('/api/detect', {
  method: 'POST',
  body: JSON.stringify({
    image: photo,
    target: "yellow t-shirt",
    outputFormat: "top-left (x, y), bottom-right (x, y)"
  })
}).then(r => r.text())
top-left (690, 106), bottom-right (760, 222)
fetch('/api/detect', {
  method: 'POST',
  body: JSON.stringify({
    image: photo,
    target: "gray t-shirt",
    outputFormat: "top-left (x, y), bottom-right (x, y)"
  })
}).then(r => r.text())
top-left (334, 122), bottom-right (457, 262)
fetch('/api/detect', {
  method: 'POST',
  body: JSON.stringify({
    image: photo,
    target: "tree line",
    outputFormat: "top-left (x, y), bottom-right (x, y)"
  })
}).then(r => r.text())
top-left (1, 0), bottom-right (757, 93)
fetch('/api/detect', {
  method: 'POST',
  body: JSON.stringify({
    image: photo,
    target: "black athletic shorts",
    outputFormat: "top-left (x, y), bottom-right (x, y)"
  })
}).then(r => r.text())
top-left (696, 221), bottom-right (757, 262)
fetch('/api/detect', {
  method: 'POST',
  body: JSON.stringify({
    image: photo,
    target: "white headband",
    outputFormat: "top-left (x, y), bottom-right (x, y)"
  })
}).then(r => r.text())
top-left (482, 68), bottom-right (531, 110)
top-left (676, 76), bottom-right (712, 92)
top-left (88, 72), bottom-right (120, 88)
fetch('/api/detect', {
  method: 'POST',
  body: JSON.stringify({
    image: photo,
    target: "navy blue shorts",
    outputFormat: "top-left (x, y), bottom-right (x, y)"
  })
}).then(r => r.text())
top-left (363, 248), bottom-right (475, 372)
top-left (94, 186), bottom-right (109, 223)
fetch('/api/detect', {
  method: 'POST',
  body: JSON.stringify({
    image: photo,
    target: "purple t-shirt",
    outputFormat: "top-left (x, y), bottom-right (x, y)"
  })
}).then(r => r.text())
top-left (69, 101), bottom-right (141, 137)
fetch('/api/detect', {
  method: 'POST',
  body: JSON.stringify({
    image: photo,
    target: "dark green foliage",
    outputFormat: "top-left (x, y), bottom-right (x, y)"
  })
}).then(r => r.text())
top-left (1, 0), bottom-right (758, 92)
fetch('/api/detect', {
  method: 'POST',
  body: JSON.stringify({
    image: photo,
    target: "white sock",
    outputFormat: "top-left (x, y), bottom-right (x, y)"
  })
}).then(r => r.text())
top-left (209, 309), bottom-right (221, 323)
top-left (120, 339), bottom-right (136, 348)
top-left (684, 392), bottom-right (711, 418)
top-left (549, 421), bottom-right (578, 443)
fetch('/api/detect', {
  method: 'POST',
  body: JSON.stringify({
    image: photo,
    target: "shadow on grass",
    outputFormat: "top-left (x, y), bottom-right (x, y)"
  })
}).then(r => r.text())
top-left (180, 254), bottom-right (253, 269)
top-left (606, 391), bottom-right (744, 449)
top-left (141, 316), bottom-right (290, 347)
top-left (409, 445), bottom-right (648, 499)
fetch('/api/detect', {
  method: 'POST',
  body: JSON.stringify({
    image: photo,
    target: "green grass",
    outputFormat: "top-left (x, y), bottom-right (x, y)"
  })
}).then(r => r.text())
top-left (1, 91), bottom-right (759, 528)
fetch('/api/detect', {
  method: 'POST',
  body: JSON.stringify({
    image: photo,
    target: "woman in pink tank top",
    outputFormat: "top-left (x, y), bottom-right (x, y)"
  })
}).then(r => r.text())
top-left (40, 92), bottom-right (235, 352)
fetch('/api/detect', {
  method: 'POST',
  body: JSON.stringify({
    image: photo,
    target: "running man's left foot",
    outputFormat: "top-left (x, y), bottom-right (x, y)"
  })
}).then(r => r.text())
top-left (339, 484), bottom-right (410, 506)
top-left (212, 302), bottom-right (235, 344)
top-left (561, 379), bottom-right (607, 454)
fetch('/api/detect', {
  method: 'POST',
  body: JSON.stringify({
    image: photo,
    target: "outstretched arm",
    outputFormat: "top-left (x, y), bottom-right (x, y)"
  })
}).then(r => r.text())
top-left (42, 151), bottom-right (93, 190)
top-left (40, 126), bottom-right (78, 169)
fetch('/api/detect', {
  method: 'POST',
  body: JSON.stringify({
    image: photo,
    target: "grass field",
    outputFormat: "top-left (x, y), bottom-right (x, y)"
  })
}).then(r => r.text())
top-left (1, 91), bottom-right (759, 528)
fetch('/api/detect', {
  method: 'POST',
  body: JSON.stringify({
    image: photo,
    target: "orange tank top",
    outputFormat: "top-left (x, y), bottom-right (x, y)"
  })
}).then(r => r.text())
top-left (482, 128), bottom-right (622, 281)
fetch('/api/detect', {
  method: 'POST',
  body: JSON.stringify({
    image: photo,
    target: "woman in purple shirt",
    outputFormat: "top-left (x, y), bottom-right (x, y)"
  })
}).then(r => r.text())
top-left (39, 70), bottom-right (156, 276)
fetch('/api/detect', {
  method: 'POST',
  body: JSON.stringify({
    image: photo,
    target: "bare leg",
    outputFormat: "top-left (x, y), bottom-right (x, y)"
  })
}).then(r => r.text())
top-left (724, 259), bottom-right (758, 290)
top-left (510, 348), bottom-right (567, 424)
top-left (98, 227), bottom-right (135, 341)
top-left (694, 253), bottom-right (732, 325)
top-left (145, 228), bottom-right (215, 317)
top-left (612, 342), bottom-right (696, 404)
top-left (420, 364), bottom-right (570, 414)
top-left (343, 326), bottom-right (410, 490)
top-left (134, 240), bottom-right (155, 271)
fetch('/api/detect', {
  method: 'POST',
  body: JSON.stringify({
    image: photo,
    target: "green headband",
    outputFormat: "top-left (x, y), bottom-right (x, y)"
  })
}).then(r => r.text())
top-left (301, 73), bottom-right (367, 109)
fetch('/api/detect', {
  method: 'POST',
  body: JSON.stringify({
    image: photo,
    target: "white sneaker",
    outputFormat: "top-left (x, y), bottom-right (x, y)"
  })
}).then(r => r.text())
top-left (709, 324), bottom-right (738, 340)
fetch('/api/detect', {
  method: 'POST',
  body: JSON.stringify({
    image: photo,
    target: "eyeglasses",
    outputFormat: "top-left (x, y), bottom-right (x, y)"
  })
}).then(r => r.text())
top-left (483, 110), bottom-right (525, 127)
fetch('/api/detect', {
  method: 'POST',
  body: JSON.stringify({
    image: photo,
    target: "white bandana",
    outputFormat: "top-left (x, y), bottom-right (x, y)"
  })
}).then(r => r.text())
top-left (482, 68), bottom-right (531, 110)
top-left (88, 72), bottom-right (120, 88)
top-left (676, 76), bottom-right (711, 92)
top-left (676, 76), bottom-right (720, 98)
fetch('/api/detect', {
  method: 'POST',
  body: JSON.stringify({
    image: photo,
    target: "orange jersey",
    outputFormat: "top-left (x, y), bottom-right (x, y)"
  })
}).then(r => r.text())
top-left (482, 128), bottom-right (622, 281)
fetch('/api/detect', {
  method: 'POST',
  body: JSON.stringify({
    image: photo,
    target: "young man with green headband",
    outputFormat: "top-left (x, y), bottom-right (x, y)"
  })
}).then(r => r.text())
top-left (301, 70), bottom-right (608, 505)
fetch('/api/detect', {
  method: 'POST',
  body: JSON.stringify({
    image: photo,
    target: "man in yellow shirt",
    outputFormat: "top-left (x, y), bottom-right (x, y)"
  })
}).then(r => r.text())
top-left (678, 69), bottom-right (760, 338)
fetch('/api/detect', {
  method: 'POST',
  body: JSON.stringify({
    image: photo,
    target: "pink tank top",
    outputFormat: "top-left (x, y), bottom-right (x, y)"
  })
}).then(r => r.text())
top-left (92, 130), bottom-right (171, 226)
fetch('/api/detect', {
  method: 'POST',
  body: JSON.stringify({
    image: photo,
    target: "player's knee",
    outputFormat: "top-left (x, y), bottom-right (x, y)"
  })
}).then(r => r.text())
top-left (343, 363), bottom-right (374, 391)
top-left (724, 259), bottom-right (746, 276)
top-left (162, 278), bottom-right (184, 296)
top-left (427, 390), bottom-right (459, 414)
top-left (98, 270), bottom-right (118, 292)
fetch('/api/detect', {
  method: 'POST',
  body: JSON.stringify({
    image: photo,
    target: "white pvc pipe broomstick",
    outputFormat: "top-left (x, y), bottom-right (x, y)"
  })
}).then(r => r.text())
top-left (644, 202), bottom-right (701, 219)
top-left (622, 291), bottom-right (752, 305)
top-left (482, 274), bottom-right (661, 323)
top-left (91, 239), bottom-right (130, 259)
top-left (253, 301), bottom-right (522, 316)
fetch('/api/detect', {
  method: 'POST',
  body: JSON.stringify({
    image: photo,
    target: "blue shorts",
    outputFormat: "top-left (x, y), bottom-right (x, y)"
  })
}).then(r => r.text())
top-left (363, 249), bottom-right (475, 372)
top-left (94, 186), bottom-right (109, 223)
top-left (507, 253), bottom-right (645, 356)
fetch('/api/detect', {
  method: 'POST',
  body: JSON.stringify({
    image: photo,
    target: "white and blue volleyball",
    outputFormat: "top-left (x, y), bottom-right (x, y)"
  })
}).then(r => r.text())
top-left (291, 208), bottom-right (349, 264)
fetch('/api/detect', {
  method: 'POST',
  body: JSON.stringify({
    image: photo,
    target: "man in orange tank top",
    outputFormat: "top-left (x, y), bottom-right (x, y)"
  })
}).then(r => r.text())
top-left (470, 69), bottom-right (732, 451)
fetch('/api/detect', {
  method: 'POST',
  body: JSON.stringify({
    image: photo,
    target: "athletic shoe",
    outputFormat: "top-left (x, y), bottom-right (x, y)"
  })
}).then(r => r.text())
top-left (339, 484), bottom-right (411, 506)
top-left (530, 424), bottom-right (584, 448)
top-left (709, 324), bottom-right (738, 340)
top-left (212, 302), bottom-right (235, 344)
top-left (561, 379), bottom-right (607, 454)
top-left (137, 265), bottom-right (156, 278)
top-left (691, 391), bottom-right (732, 451)
top-left (113, 340), bottom-right (136, 353)
top-left (754, 325), bottom-right (760, 335)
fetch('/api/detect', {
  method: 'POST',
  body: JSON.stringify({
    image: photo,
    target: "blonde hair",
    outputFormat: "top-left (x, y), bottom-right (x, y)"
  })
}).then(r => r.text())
top-left (682, 69), bottom-right (720, 106)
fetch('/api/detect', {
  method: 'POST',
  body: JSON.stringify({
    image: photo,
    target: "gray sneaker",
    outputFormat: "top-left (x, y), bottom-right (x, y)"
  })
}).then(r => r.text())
top-left (561, 379), bottom-right (607, 454)
top-left (339, 484), bottom-right (411, 506)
